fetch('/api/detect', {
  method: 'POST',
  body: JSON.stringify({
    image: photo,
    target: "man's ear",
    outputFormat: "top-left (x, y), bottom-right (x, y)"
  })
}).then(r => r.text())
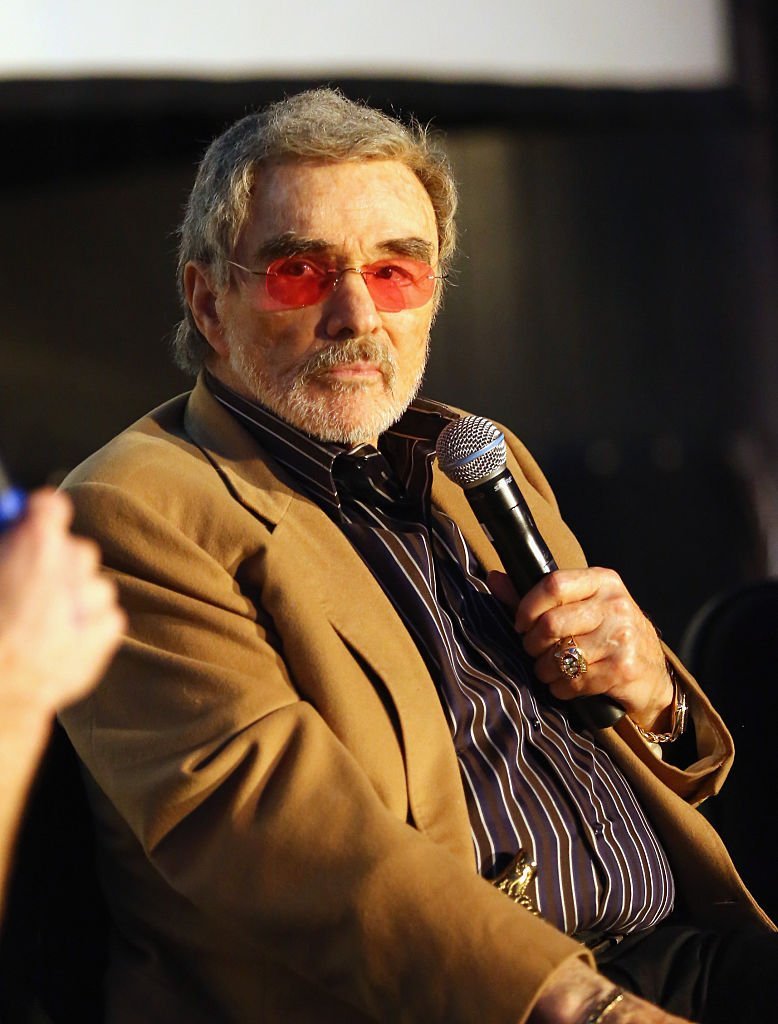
top-left (184, 262), bottom-right (229, 357)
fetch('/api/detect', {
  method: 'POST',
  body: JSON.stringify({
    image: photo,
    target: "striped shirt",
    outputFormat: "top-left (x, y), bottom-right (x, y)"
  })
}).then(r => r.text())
top-left (206, 373), bottom-right (675, 938)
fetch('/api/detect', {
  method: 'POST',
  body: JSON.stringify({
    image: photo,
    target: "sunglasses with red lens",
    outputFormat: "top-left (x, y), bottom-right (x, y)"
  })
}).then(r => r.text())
top-left (226, 255), bottom-right (445, 312)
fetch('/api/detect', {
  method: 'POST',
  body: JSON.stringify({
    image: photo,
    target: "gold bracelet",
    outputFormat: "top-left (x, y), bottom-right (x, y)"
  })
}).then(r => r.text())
top-left (582, 987), bottom-right (625, 1024)
top-left (631, 662), bottom-right (688, 745)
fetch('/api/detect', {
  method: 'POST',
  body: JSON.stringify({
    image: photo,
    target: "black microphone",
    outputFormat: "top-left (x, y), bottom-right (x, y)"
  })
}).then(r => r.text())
top-left (436, 415), bottom-right (624, 731)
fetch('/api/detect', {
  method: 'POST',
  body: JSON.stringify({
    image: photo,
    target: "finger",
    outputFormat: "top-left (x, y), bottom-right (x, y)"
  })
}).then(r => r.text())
top-left (533, 636), bottom-right (591, 686)
top-left (521, 599), bottom-right (606, 659)
top-left (544, 641), bottom-right (613, 701)
top-left (540, 615), bottom-right (661, 684)
top-left (66, 535), bottom-right (102, 582)
top-left (514, 568), bottom-right (604, 633)
top-left (52, 607), bottom-right (127, 711)
top-left (533, 614), bottom-right (645, 681)
top-left (486, 570), bottom-right (519, 610)
top-left (546, 665), bottom-right (611, 702)
top-left (6, 491), bottom-right (76, 569)
top-left (25, 488), bottom-right (74, 530)
top-left (86, 604), bottom-right (126, 656)
top-left (69, 576), bottom-right (124, 643)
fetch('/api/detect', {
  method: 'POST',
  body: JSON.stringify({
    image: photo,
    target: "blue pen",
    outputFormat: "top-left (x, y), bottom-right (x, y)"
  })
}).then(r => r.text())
top-left (0, 455), bottom-right (27, 533)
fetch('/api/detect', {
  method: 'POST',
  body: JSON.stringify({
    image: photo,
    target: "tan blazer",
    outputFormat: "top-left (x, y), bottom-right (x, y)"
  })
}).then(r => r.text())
top-left (60, 377), bottom-right (771, 1024)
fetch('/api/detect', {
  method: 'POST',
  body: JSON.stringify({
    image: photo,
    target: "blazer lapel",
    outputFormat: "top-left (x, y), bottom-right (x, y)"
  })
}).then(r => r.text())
top-left (184, 378), bottom-right (474, 861)
top-left (430, 470), bottom-right (503, 573)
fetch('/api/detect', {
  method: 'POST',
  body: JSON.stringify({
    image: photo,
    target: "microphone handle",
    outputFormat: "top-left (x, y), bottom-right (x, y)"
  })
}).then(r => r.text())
top-left (466, 471), bottom-right (625, 730)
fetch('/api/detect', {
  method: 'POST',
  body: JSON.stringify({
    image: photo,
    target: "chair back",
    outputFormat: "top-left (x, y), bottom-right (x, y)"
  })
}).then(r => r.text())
top-left (681, 579), bottom-right (778, 921)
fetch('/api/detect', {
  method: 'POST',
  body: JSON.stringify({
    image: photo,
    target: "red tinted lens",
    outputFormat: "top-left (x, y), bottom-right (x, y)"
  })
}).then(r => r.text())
top-left (362, 259), bottom-right (437, 311)
top-left (255, 256), bottom-right (437, 312)
top-left (262, 257), bottom-right (335, 310)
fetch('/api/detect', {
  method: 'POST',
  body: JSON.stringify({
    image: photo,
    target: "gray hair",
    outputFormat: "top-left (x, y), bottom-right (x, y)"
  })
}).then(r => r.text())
top-left (172, 88), bottom-right (458, 375)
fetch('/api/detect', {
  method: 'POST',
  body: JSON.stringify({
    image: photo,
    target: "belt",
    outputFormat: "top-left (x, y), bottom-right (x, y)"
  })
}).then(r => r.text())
top-left (573, 930), bottom-right (626, 958)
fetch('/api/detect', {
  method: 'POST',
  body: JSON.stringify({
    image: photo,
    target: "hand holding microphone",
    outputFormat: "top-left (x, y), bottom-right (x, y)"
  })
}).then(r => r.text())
top-left (436, 416), bottom-right (672, 732)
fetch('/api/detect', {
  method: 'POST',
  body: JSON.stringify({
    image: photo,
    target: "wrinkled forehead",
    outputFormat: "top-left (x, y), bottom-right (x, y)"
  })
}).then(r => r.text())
top-left (237, 159), bottom-right (439, 262)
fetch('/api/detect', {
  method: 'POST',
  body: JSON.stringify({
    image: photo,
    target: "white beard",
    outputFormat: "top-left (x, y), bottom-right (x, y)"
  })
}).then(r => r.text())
top-left (226, 334), bottom-right (429, 445)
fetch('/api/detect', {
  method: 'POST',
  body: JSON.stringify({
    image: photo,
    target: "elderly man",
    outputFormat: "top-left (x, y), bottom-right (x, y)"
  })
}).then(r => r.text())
top-left (61, 90), bottom-right (772, 1023)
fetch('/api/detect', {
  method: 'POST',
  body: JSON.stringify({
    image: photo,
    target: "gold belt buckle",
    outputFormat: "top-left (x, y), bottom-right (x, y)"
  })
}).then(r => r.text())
top-left (493, 849), bottom-right (540, 916)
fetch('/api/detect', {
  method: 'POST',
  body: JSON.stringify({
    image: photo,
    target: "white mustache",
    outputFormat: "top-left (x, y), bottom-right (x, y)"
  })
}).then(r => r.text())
top-left (294, 339), bottom-right (397, 388)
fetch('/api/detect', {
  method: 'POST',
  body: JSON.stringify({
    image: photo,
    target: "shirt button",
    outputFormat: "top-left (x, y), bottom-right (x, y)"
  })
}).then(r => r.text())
top-left (531, 718), bottom-right (541, 730)
top-left (593, 822), bottom-right (605, 837)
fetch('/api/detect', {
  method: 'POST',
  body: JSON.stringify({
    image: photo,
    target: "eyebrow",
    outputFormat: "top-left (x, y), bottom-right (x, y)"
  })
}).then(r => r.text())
top-left (250, 232), bottom-right (330, 264)
top-left (250, 232), bottom-right (436, 266)
top-left (378, 237), bottom-right (435, 263)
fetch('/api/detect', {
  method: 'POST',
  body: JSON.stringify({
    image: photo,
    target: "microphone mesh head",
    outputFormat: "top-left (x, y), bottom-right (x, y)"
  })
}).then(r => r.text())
top-left (435, 416), bottom-right (507, 488)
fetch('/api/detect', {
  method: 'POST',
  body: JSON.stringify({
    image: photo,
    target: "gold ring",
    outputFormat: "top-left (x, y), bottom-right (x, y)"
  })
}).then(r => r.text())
top-left (554, 636), bottom-right (588, 680)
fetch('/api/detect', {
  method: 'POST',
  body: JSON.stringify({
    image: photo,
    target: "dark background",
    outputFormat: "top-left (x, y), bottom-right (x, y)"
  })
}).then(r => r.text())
top-left (1, 0), bottom-right (775, 650)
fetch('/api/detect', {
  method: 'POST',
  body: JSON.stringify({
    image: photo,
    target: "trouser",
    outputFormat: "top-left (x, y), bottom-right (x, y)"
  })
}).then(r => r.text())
top-left (596, 923), bottom-right (777, 1023)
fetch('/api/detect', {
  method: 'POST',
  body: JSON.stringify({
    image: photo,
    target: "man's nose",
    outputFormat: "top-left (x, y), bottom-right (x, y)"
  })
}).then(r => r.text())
top-left (322, 268), bottom-right (382, 340)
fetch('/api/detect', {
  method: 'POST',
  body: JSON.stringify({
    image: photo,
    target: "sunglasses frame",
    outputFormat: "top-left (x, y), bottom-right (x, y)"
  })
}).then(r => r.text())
top-left (225, 256), bottom-right (445, 312)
